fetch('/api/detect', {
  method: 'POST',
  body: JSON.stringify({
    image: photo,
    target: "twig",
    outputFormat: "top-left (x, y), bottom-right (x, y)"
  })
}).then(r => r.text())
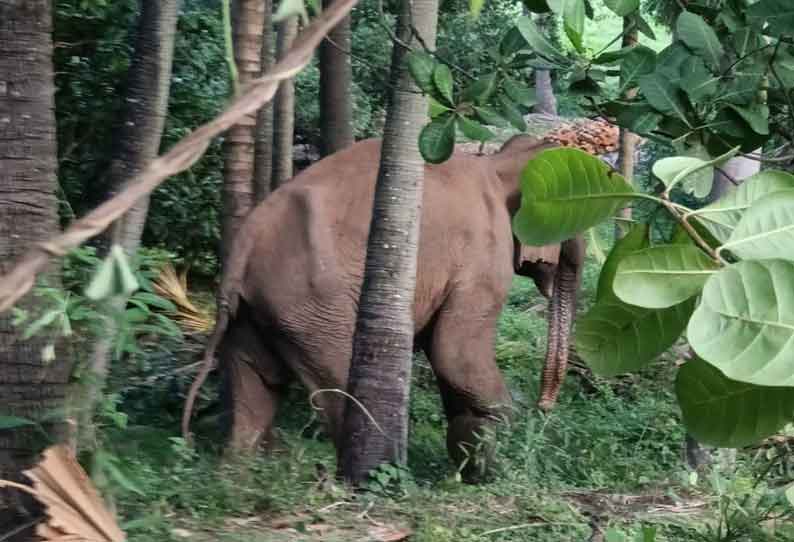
top-left (768, 39), bottom-right (794, 135)
top-left (714, 166), bottom-right (739, 186)
top-left (0, 0), bottom-right (361, 314)
top-left (481, 522), bottom-right (579, 535)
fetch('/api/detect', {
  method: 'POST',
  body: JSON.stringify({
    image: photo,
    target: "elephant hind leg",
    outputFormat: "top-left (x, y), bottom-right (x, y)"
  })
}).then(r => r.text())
top-left (219, 311), bottom-right (290, 454)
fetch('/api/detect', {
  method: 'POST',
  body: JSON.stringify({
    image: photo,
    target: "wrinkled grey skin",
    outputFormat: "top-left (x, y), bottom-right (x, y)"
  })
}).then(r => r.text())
top-left (183, 135), bottom-right (585, 479)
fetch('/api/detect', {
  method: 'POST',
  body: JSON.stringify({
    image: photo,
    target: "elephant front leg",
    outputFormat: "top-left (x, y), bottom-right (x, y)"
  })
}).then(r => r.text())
top-left (428, 297), bottom-right (513, 483)
top-left (537, 235), bottom-right (584, 412)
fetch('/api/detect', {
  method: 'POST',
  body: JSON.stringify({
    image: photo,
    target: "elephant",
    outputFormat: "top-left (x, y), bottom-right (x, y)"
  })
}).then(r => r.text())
top-left (182, 134), bottom-right (585, 477)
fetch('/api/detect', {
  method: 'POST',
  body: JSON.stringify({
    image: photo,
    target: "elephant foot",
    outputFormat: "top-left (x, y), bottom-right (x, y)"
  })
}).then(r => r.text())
top-left (447, 414), bottom-right (503, 483)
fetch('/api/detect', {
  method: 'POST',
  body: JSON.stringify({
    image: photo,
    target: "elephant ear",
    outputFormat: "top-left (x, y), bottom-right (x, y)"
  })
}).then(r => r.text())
top-left (513, 240), bottom-right (560, 298)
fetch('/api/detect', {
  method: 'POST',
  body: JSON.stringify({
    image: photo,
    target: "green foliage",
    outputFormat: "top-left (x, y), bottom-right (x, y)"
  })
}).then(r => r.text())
top-left (513, 148), bottom-right (634, 246)
top-left (688, 259), bottom-right (794, 388)
top-left (512, 139), bottom-right (794, 446)
top-left (676, 357), bottom-right (794, 448)
top-left (614, 244), bottom-right (719, 309)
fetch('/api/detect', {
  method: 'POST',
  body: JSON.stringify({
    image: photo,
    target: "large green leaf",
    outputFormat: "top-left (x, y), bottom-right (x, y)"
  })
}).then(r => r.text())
top-left (614, 245), bottom-right (720, 309)
top-left (727, 104), bottom-right (769, 135)
top-left (691, 170), bottom-right (794, 242)
top-left (689, 259), bottom-right (794, 387)
top-left (604, 0), bottom-right (638, 17)
top-left (676, 11), bottom-right (724, 70)
top-left (499, 95), bottom-right (527, 131)
top-left (680, 56), bottom-right (719, 102)
top-left (512, 148), bottom-right (634, 246)
top-left (516, 16), bottom-right (569, 66)
top-left (457, 116), bottom-right (494, 142)
top-left (562, 0), bottom-right (586, 51)
top-left (596, 223), bottom-right (650, 303)
top-left (576, 298), bottom-right (694, 377)
top-left (652, 156), bottom-right (713, 198)
top-left (474, 105), bottom-right (508, 127)
top-left (461, 73), bottom-right (497, 105)
top-left (503, 79), bottom-right (537, 107)
top-left (747, 0), bottom-right (794, 37)
top-left (418, 113), bottom-right (456, 164)
top-left (432, 64), bottom-right (455, 106)
top-left (676, 357), bottom-right (794, 448)
top-left (406, 51), bottom-right (437, 96)
top-left (721, 190), bottom-right (794, 261)
top-left (638, 74), bottom-right (691, 126)
top-left (619, 45), bottom-right (656, 91)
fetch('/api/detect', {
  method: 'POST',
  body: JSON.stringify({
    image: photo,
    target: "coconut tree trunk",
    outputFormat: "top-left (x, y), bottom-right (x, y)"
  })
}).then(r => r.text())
top-left (533, 13), bottom-right (557, 116)
top-left (272, 17), bottom-right (298, 187)
top-left (82, 0), bottom-right (180, 450)
top-left (615, 21), bottom-right (638, 239)
top-left (319, 0), bottom-right (354, 156)
top-left (253, 0), bottom-right (275, 201)
top-left (106, 0), bottom-right (180, 254)
top-left (222, 0), bottom-right (266, 263)
top-left (339, 0), bottom-right (439, 485)
top-left (0, 0), bottom-right (69, 534)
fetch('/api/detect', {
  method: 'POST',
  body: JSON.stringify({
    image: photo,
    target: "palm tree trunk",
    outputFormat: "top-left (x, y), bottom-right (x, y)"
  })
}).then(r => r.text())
top-left (222, 0), bottom-right (266, 263)
top-left (0, 0), bottom-right (68, 533)
top-left (339, 0), bottom-right (439, 485)
top-left (253, 0), bottom-right (275, 201)
top-left (319, 0), bottom-right (354, 156)
top-left (272, 17), bottom-right (298, 187)
top-left (615, 21), bottom-right (638, 239)
top-left (82, 0), bottom-right (180, 450)
top-left (106, 0), bottom-right (180, 254)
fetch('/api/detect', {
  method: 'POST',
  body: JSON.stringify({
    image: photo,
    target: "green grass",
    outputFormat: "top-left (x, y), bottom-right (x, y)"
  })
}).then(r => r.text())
top-left (99, 247), bottom-right (793, 542)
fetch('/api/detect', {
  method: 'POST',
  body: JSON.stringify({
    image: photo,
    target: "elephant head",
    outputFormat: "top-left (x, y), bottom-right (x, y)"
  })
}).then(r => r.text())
top-left (490, 135), bottom-right (586, 412)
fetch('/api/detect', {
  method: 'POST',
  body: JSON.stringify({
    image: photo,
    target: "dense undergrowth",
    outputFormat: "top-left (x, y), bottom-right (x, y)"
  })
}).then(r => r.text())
top-left (92, 247), bottom-right (794, 542)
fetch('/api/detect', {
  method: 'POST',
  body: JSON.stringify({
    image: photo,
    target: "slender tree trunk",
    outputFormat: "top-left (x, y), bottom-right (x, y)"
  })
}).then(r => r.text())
top-left (106, 0), bottom-right (180, 254)
top-left (82, 0), bottom-right (180, 450)
top-left (319, 0), bottom-right (354, 156)
top-left (0, 0), bottom-right (69, 534)
top-left (339, 0), bottom-right (439, 485)
top-left (533, 13), bottom-right (557, 116)
top-left (253, 0), bottom-right (275, 201)
top-left (222, 0), bottom-right (266, 263)
top-left (272, 17), bottom-right (298, 187)
top-left (615, 21), bottom-right (638, 239)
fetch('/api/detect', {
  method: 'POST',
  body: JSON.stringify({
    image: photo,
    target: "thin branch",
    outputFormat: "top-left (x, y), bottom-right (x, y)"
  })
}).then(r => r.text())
top-left (592, 19), bottom-right (636, 59)
top-left (714, 166), bottom-right (740, 186)
top-left (0, 0), bottom-right (361, 314)
top-left (768, 39), bottom-right (794, 136)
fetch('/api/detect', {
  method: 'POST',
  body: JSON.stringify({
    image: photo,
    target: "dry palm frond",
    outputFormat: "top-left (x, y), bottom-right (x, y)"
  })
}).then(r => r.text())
top-left (152, 263), bottom-right (213, 334)
top-left (0, 445), bottom-right (125, 542)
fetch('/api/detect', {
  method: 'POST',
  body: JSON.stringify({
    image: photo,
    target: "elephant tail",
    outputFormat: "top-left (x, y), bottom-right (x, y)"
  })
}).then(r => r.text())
top-left (181, 293), bottom-right (233, 442)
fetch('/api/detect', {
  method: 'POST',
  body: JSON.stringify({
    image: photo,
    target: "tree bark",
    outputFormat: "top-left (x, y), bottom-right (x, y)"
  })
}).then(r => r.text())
top-left (222, 0), bottom-right (266, 263)
top-left (272, 17), bottom-right (298, 187)
top-left (0, 0), bottom-right (68, 534)
top-left (615, 21), bottom-right (638, 239)
top-left (82, 0), bottom-right (180, 450)
top-left (533, 13), bottom-right (557, 116)
top-left (253, 0), bottom-right (275, 201)
top-left (319, 0), bottom-right (354, 156)
top-left (106, 0), bottom-right (180, 255)
top-left (339, 0), bottom-right (439, 485)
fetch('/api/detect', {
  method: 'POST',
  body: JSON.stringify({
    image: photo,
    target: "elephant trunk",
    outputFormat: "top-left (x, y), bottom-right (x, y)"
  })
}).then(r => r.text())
top-left (537, 236), bottom-right (583, 412)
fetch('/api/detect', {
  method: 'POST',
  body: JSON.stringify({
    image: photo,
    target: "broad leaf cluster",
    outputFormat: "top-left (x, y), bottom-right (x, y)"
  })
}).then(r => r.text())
top-left (513, 147), bottom-right (794, 448)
